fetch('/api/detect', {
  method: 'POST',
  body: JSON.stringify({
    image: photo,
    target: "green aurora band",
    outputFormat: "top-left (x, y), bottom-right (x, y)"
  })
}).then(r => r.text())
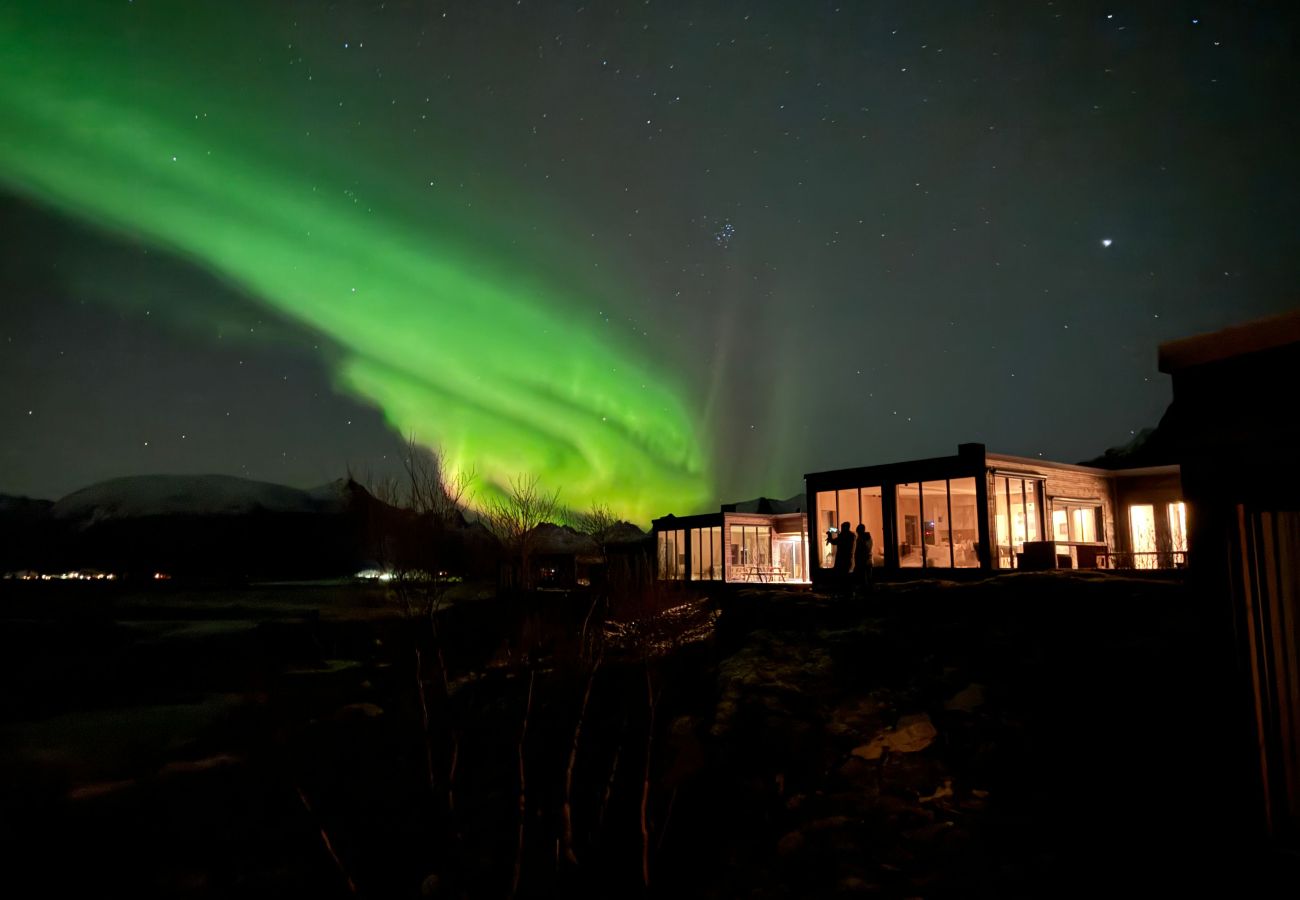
top-left (0, 3), bottom-right (712, 522)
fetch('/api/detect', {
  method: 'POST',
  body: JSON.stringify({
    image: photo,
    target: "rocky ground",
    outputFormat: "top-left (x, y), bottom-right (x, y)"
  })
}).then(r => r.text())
top-left (1, 573), bottom-right (1291, 897)
top-left (665, 572), bottom-right (1284, 898)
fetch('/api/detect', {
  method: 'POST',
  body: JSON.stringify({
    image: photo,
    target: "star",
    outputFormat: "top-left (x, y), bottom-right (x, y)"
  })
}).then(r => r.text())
top-left (1101, 238), bottom-right (1113, 248)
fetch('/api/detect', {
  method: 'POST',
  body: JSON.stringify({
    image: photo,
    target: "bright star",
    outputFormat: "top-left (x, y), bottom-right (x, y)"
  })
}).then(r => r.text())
top-left (1101, 238), bottom-right (1113, 248)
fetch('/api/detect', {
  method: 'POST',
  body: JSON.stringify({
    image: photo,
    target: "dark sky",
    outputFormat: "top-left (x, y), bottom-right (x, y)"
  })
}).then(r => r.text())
top-left (2, 1), bottom-right (1297, 520)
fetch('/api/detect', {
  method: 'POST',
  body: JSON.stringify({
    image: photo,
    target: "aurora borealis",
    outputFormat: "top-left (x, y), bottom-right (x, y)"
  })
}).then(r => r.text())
top-left (3, 1), bottom-right (1299, 521)
top-left (0, 1), bottom-right (710, 521)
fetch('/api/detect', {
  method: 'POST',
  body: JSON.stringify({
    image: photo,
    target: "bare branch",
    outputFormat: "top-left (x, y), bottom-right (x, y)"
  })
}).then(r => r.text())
top-left (510, 668), bottom-right (537, 900)
top-left (481, 473), bottom-right (562, 590)
top-left (572, 502), bottom-right (619, 539)
top-left (400, 433), bottom-right (476, 521)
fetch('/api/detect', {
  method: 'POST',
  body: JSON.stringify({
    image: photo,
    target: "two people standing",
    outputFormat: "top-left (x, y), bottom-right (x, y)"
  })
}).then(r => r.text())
top-left (829, 521), bottom-right (873, 596)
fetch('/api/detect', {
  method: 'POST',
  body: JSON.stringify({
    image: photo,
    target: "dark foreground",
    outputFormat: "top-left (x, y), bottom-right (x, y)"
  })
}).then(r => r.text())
top-left (0, 573), bottom-right (1291, 897)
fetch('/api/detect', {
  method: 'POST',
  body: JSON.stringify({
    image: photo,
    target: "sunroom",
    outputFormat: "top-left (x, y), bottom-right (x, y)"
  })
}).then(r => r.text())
top-left (652, 498), bottom-right (810, 585)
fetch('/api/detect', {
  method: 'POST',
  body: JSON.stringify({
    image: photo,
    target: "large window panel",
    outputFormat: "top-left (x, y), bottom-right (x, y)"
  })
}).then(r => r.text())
top-left (860, 486), bottom-right (886, 567)
top-left (837, 489), bottom-right (860, 530)
top-left (949, 477), bottom-right (981, 567)
top-left (729, 524), bottom-right (773, 581)
top-left (1168, 502), bottom-right (1188, 553)
top-left (774, 535), bottom-right (805, 581)
top-left (994, 476), bottom-right (1012, 568)
top-left (1025, 480), bottom-right (1041, 542)
top-left (657, 530), bottom-right (684, 580)
top-left (710, 526), bottom-right (723, 579)
top-left (816, 491), bottom-right (838, 567)
top-left (995, 475), bottom-right (1044, 568)
top-left (691, 527), bottom-right (723, 581)
top-left (921, 480), bottom-right (953, 567)
top-left (1129, 504), bottom-right (1158, 569)
top-left (1052, 501), bottom-right (1102, 543)
top-left (897, 483), bottom-right (923, 567)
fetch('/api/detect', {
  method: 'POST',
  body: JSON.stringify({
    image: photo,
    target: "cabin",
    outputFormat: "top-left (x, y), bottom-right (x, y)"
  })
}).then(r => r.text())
top-left (804, 443), bottom-right (1185, 583)
top-left (652, 444), bottom-right (1185, 584)
top-left (652, 495), bottom-right (810, 584)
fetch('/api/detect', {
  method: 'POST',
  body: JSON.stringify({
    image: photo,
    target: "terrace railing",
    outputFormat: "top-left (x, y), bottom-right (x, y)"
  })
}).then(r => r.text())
top-left (1095, 550), bottom-right (1189, 570)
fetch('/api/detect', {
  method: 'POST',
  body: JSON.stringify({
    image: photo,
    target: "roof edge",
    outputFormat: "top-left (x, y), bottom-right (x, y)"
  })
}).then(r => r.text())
top-left (1159, 309), bottom-right (1300, 373)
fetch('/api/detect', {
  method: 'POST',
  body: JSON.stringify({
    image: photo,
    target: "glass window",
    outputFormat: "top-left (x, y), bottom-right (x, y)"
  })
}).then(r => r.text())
top-left (948, 477), bottom-right (981, 568)
top-left (1052, 502), bottom-right (1101, 543)
top-left (1025, 480), bottom-right (1040, 543)
top-left (860, 486), bottom-right (885, 568)
top-left (897, 483), bottom-right (922, 568)
top-left (921, 480), bottom-right (952, 568)
top-left (1052, 509), bottom-right (1069, 541)
top-left (690, 527), bottom-right (723, 581)
top-left (729, 525), bottom-right (773, 581)
top-left (994, 475), bottom-right (1043, 568)
top-left (837, 489), bottom-right (860, 531)
top-left (750, 526), bottom-right (772, 567)
top-left (1071, 507), bottom-right (1098, 543)
top-left (690, 528), bottom-right (701, 580)
top-left (816, 491), bottom-right (838, 567)
top-left (1168, 502), bottom-right (1188, 554)
top-left (710, 526), bottom-right (723, 579)
top-left (994, 476), bottom-right (1011, 568)
top-left (774, 535), bottom-right (805, 581)
top-left (1129, 504), bottom-right (1158, 569)
top-left (1009, 480), bottom-right (1027, 548)
top-left (657, 530), bottom-right (684, 580)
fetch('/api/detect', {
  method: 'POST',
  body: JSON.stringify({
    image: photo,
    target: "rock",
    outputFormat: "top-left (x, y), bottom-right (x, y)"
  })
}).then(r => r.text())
top-left (777, 830), bottom-right (806, 857)
top-left (330, 702), bottom-right (385, 722)
top-left (850, 713), bottom-right (937, 759)
top-left (805, 815), bottom-right (855, 832)
top-left (158, 753), bottom-right (243, 778)
top-left (837, 755), bottom-right (871, 779)
top-left (943, 683), bottom-right (986, 712)
top-left (902, 820), bottom-right (954, 842)
top-left (67, 778), bottom-right (137, 801)
top-left (918, 779), bottom-right (953, 803)
top-left (835, 875), bottom-right (878, 894)
top-left (827, 696), bottom-right (884, 737)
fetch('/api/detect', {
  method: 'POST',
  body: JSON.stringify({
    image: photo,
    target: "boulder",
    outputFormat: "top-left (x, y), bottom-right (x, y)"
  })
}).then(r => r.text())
top-left (850, 713), bottom-right (937, 760)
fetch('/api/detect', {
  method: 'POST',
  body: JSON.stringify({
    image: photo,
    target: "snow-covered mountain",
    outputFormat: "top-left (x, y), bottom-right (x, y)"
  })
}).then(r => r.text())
top-left (51, 474), bottom-right (352, 526)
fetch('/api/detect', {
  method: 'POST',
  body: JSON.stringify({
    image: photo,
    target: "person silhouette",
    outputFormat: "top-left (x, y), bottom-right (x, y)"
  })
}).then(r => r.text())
top-left (854, 523), bottom-right (873, 596)
top-left (830, 521), bottom-right (855, 594)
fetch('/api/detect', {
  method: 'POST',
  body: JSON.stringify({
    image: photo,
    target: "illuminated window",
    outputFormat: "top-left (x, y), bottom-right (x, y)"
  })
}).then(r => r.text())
top-left (994, 475), bottom-right (1043, 568)
top-left (897, 483), bottom-right (922, 567)
top-left (816, 488), bottom-right (883, 568)
top-left (657, 530), bottom-right (685, 580)
top-left (1052, 501), bottom-right (1101, 543)
top-left (1168, 502), bottom-right (1188, 553)
top-left (816, 491), bottom-right (838, 567)
top-left (948, 478), bottom-right (981, 568)
top-left (1129, 504), bottom-right (1158, 569)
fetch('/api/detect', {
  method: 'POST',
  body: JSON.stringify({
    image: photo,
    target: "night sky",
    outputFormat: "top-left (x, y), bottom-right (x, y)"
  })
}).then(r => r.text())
top-left (2, 1), bottom-right (1297, 521)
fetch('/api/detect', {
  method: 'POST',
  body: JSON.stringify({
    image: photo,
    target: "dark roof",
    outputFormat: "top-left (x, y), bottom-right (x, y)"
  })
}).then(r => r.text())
top-left (721, 494), bottom-right (804, 514)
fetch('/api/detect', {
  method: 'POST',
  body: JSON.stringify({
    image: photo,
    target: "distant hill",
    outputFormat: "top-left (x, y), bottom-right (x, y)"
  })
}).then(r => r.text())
top-left (51, 474), bottom-right (350, 526)
top-left (2, 474), bottom-right (403, 580)
top-left (1080, 403), bottom-right (1181, 470)
top-left (0, 473), bottom-right (519, 582)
